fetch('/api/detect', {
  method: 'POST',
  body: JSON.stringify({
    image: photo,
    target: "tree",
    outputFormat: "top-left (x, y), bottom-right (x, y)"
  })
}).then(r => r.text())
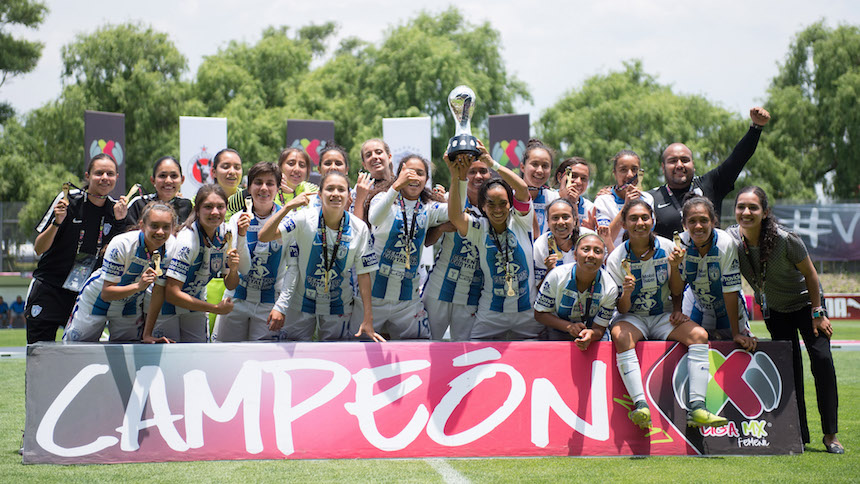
top-left (536, 61), bottom-right (800, 199)
top-left (0, 0), bottom-right (48, 122)
top-left (60, 23), bottom-right (191, 187)
top-left (763, 21), bottom-right (860, 200)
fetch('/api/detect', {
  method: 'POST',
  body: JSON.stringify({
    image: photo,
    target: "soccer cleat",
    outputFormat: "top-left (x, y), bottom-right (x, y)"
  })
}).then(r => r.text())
top-left (686, 407), bottom-right (728, 428)
top-left (628, 401), bottom-right (651, 429)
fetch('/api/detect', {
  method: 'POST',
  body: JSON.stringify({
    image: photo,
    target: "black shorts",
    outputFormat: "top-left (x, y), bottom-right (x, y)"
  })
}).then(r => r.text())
top-left (25, 279), bottom-right (78, 344)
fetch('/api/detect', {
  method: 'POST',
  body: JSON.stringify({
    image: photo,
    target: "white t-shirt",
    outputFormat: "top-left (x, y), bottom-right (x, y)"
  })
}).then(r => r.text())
top-left (367, 187), bottom-right (448, 301)
top-left (534, 263), bottom-right (618, 328)
top-left (594, 188), bottom-right (655, 248)
top-left (77, 230), bottom-right (174, 317)
top-left (161, 221), bottom-right (237, 315)
top-left (605, 235), bottom-right (675, 317)
top-left (533, 228), bottom-right (595, 284)
top-left (678, 228), bottom-right (744, 330)
top-left (466, 203), bottom-right (536, 314)
top-left (226, 207), bottom-right (285, 304)
top-left (278, 208), bottom-right (377, 315)
top-left (423, 206), bottom-right (483, 307)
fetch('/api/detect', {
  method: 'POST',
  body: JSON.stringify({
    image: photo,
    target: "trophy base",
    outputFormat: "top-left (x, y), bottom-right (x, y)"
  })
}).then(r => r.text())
top-left (447, 134), bottom-right (481, 160)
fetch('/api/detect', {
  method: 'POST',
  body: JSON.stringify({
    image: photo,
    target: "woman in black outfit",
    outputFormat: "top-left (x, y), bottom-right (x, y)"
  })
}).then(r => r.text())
top-left (26, 153), bottom-right (130, 343)
top-left (729, 185), bottom-right (842, 454)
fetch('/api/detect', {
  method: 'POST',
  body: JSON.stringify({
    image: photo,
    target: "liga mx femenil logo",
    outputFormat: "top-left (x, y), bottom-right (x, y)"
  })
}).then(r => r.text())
top-left (190, 147), bottom-right (213, 184)
top-left (290, 139), bottom-right (327, 166)
top-left (490, 139), bottom-right (525, 169)
top-left (89, 139), bottom-right (124, 166)
top-left (672, 349), bottom-right (781, 419)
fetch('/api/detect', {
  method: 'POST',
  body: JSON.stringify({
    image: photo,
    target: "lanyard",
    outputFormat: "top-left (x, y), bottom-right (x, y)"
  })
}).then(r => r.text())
top-left (399, 195), bottom-right (420, 267)
top-left (741, 235), bottom-right (766, 292)
top-left (573, 266), bottom-right (596, 322)
top-left (319, 210), bottom-right (345, 290)
top-left (76, 216), bottom-right (105, 256)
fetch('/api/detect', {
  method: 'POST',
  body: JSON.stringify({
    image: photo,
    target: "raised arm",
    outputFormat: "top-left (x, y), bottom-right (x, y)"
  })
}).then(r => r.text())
top-left (708, 107), bottom-right (770, 190)
top-left (445, 153), bottom-right (470, 238)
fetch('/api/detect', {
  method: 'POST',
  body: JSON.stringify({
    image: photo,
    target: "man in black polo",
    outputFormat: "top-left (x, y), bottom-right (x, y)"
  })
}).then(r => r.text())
top-left (650, 107), bottom-right (771, 239)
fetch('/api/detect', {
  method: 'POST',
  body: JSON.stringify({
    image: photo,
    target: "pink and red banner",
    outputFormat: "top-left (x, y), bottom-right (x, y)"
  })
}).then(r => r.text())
top-left (23, 341), bottom-right (800, 464)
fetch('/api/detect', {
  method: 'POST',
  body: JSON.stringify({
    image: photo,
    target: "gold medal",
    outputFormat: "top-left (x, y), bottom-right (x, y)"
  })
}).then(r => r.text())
top-left (152, 250), bottom-right (162, 276)
top-left (622, 257), bottom-right (632, 278)
top-left (549, 236), bottom-right (562, 259)
top-left (506, 273), bottom-right (516, 297)
top-left (673, 231), bottom-right (682, 249)
top-left (245, 196), bottom-right (253, 215)
top-left (223, 231), bottom-right (232, 250)
top-left (62, 183), bottom-right (70, 202)
top-left (126, 183), bottom-right (141, 200)
top-left (565, 166), bottom-right (575, 189)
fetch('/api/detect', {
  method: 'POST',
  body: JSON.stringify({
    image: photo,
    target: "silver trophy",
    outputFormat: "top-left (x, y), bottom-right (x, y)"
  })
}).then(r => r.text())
top-left (446, 85), bottom-right (481, 160)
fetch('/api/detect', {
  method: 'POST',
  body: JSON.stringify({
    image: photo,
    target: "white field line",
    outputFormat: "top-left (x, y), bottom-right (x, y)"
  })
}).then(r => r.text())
top-left (425, 458), bottom-right (471, 484)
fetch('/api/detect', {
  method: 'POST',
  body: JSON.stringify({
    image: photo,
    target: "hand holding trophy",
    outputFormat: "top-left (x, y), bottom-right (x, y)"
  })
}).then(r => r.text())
top-left (447, 85), bottom-right (481, 171)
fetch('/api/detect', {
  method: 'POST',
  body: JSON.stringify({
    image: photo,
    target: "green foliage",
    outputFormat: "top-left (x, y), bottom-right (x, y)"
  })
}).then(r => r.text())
top-left (764, 21), bottom-right (860, 200)
top-left (536, 60), bottom-right (800, 198)
top-left (0, 0), bottom-right (48, 120)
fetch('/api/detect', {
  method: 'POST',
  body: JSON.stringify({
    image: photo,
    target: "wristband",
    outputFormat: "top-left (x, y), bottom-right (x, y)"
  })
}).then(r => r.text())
top-left (751, 122), bottom-right (764, 130)
top-left (512, 197), bottom-right (530, 212)
top-left (491, 159), bottom-right (502, 171)
top-left (51, 220), bottom-right (61, 227)
top-left (812, 306), bottom-right (826, 319)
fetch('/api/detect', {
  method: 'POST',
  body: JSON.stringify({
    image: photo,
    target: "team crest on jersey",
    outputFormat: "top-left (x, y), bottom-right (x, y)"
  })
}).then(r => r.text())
top-left (177, 246), bottom-right (191, 262)
top-left (210, 254), bottom-right (224, 273)
top-left (337, 245), bottom-right (348, 259)
top-left (31, 305), bottom-right (42, 317)
top-left (708, 264), bottom-right (721, 281)
top-left (108, 247), bottom-right (121, 262)
top-left (103, 223), bottom-right (112, 235)
top-left (656, 265), bottom-right (669, 284)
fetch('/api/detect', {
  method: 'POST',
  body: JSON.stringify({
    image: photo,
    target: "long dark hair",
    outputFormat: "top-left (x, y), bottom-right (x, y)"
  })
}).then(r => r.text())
top-left (735, 185), bottom-right (779, 263)
top-left (183, 184), bottom-right (228, 231)
top-left (546, 198), bottom-right (580, 241)
top-left (477, 178), bottom-right (514, 219)
top-left (365, 154), bottom-right (444, 213)
top-left (619, 198), bottom-right (655, 247)
top-left (553, 156), bottom-right (591, 189)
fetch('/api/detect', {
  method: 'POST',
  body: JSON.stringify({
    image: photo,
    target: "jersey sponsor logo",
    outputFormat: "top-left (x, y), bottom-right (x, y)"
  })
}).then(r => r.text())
top-left (362, 252), bottom-right (378, 267)
top-left (72, 218), bottom-right (83, 224)
top-left (283, 219), bottom-right (296, 233)
top-left (289, 244), bottom-right (299, 258)
top-left (657, 202), bottom-right (672, 209)
top-left (536, 293), bottom-right (554, 309)
top-left (730, 258), bottom-right (740, 271)
top-left (446, 267), bottom-right (460, 281)
top-left (176, 246), bottom-right (191, 262)
top-left (108, 247), bottom-right (121, 263)
top-left (724, 273), bottom-right (742, 287)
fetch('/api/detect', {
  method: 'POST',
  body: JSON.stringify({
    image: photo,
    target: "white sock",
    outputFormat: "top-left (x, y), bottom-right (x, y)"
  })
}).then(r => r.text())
top-left (616, 349), bottom-right (645, 405)
top-left (687, 343), bottom-right (710, 406)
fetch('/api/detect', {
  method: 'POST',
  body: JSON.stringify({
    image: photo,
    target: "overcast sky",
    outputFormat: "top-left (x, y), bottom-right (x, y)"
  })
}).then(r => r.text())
top-left (4, 1), bottom-right (860, 123)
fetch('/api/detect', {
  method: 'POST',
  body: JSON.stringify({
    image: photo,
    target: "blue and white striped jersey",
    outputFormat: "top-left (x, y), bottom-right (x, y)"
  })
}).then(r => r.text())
top-left (227, 207), bottom-right (285, 304)
top-left (605, 236), bottom-right (675, 316)
top-left (534, 263), bottom-right (618, 328)
top-left (77, 230), bottom-right (173, 317)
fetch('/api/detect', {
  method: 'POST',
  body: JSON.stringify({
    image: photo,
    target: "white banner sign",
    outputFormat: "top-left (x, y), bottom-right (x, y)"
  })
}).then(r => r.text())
top-left (180, 116), bottom-right (228, 199)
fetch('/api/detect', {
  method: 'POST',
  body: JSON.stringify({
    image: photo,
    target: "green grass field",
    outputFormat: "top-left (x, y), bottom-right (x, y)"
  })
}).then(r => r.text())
top-left (1, 339), bottom-right (858, 482)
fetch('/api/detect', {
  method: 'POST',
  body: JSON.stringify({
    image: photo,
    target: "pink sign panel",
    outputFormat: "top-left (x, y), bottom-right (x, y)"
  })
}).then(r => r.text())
top-left (23, 341), bottom-right (800, 464)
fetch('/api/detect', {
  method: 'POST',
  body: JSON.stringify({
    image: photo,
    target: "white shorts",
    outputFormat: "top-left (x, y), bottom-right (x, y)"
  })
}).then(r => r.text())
top-left (611, 312), bottom-right (674, 341)
top-left (362, 297), bottom-right (429, 340)
top-left (64, 308), bottom-right (141, 342)
top-left (423, 295), bottom-right (476, 341)
top-left (682, 290), bottom-right (752, 336)
top-left (281, 308), bottom-right (355, 341)
top-left (212, 299), bottom-right (279, 342)
top-left (471, 310), bottom-right (543, 340)
top-left (153, 312), bottom-right (208, 343)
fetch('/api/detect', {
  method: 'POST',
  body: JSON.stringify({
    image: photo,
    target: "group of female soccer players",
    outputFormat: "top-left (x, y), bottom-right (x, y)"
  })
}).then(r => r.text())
top-left (26, 135), bottom-right (839, 449)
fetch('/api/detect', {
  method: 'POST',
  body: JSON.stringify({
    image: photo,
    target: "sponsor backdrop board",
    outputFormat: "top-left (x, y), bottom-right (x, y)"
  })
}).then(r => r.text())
top-left (179, 116), bottom-right (227, 200)
top-left (488, 114), bottom-right (529, 170)
top-left (382, 116), bottom-right (432, 179)
top-left (773, 204), bottom-right (860, 261)
top-left (23, 341), bottom-right (800, 464)
top-left (286, 120), bottom-right (335, 170)
top-left (746, 293), bottom-right (860, 320)
top-left (84, 110), bottom-right (126, 198)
